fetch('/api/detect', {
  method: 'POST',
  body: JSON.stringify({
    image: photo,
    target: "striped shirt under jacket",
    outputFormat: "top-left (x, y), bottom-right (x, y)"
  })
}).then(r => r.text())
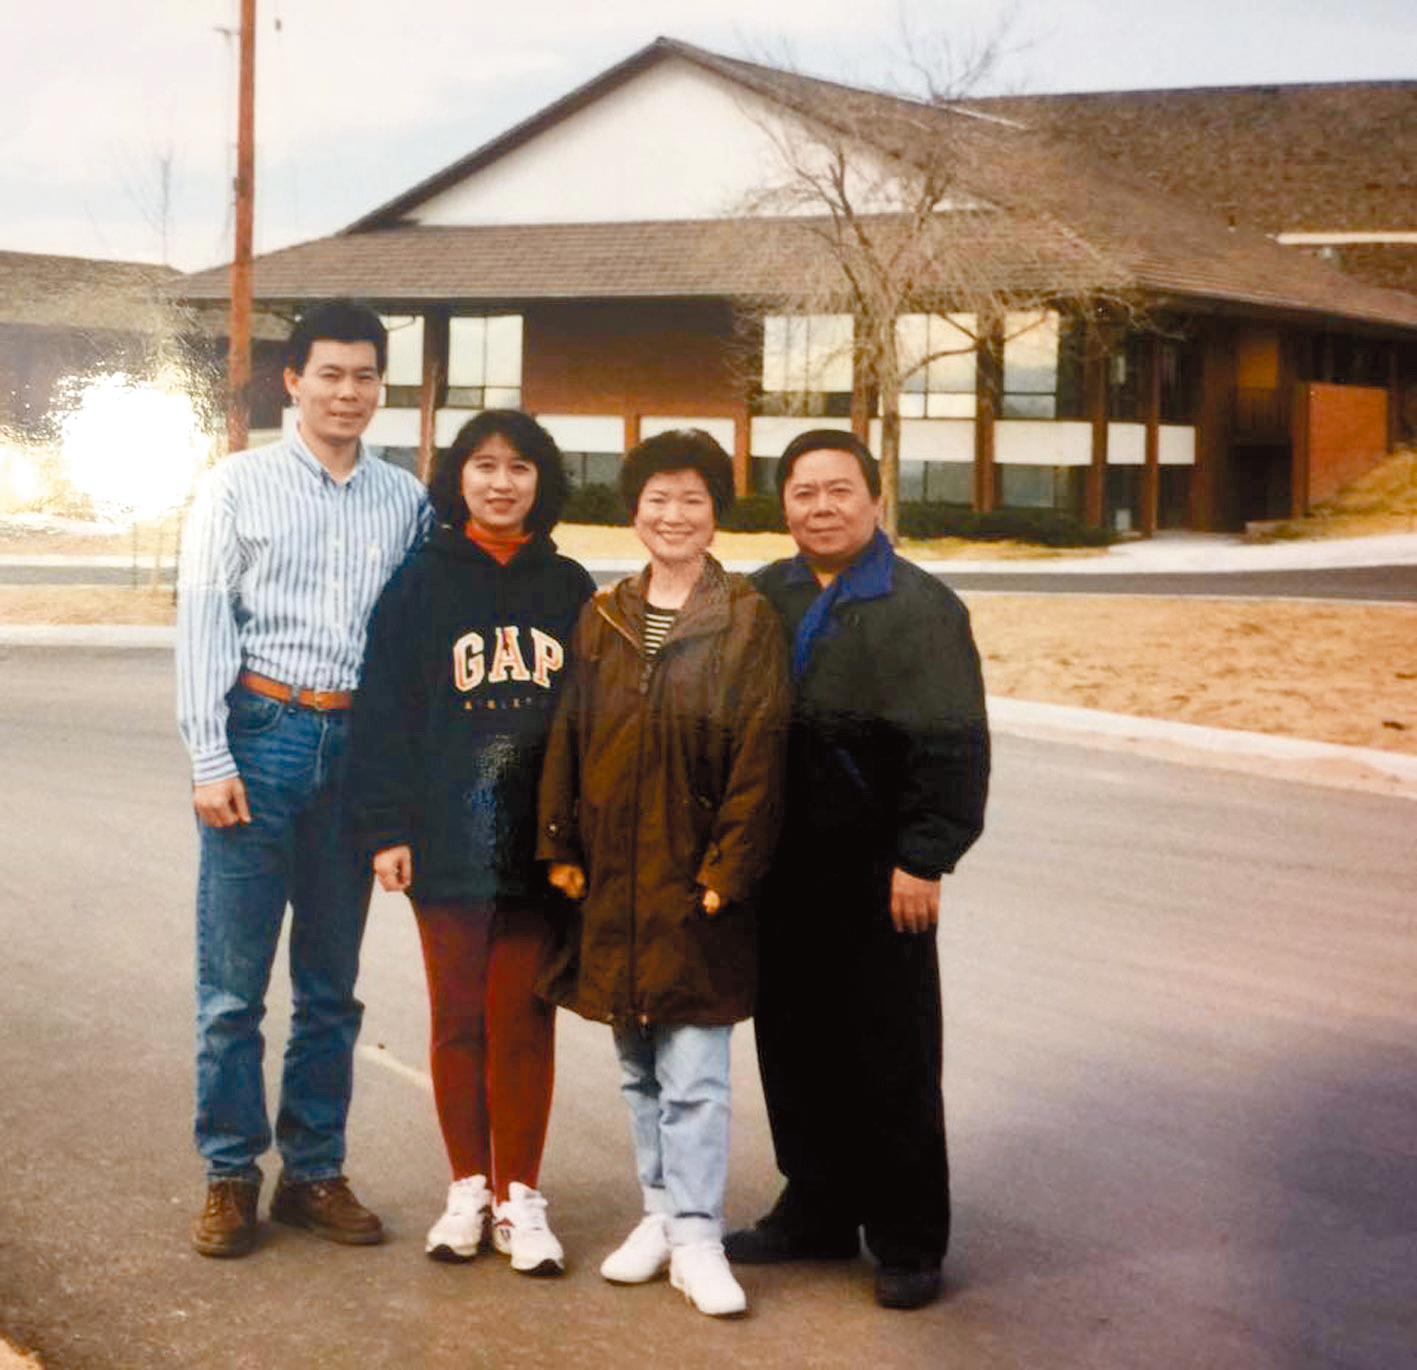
top-left (177, 432), bottom-right (431, 785)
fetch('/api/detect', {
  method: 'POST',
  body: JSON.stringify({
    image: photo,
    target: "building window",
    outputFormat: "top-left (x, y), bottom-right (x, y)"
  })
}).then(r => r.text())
top-left (562, 452), bottom-right (624, 488)
top-left (895, 313), bottom-right (977, 418)
top-left (1158, 337), bottom-right (1197, 424)
top-left (1107, 332), bottom-right (1198, 424)
top-left (448, 315), bottom-right (523, 410)
top-left (998, 464), bottom-right (1087, 515)
top-left (1002, 310), bottom-right (1085, 419)
top-left (759, 314), bottom-right (854, 417)
top-left (380, 315), bottom-right (424, 409)
top-left (1108, 333), bottom-right (1146, 421)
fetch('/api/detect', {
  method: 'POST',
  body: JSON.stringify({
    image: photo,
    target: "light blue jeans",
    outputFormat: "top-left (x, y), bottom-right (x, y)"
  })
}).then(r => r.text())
top-left (193, 685), bottom-right (372, 1183)
top-left (612, 1022), bottom-right (733, 1245)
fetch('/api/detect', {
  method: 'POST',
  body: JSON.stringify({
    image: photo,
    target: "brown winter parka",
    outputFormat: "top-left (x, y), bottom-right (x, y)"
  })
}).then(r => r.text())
top-left (535, 555), bottom-right (789, 1027)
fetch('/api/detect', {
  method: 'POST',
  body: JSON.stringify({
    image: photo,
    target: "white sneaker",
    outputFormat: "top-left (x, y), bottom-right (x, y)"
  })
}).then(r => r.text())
top-left (492, 1181), bottom-right (565, 1276)
top-left (669, 1240), bottom-right (748, 1317)
top-left (599, 1212), bottom-right (671, 1284)
top-left (425, 1175), bottom-right (490, 1262)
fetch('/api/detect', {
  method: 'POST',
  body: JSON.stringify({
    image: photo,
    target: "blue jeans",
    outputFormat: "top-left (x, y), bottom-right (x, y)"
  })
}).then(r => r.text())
top-left (612, 1022), bottom-right (733, 1245)
top-left (194, 686), bottom-right (372, 1183)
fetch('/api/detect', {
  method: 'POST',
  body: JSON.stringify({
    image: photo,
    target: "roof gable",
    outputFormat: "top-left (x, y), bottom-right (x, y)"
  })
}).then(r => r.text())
top-left (399, 53), bottom-right (812, 228)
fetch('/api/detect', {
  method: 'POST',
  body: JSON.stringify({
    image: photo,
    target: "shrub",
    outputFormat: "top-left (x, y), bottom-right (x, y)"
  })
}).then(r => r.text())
top-left (561, 483), bottom-right (628, 526)
top-left (897, 502), bottom-right (1114, 547)
top-left (720, 494), bottom-right (785, 533)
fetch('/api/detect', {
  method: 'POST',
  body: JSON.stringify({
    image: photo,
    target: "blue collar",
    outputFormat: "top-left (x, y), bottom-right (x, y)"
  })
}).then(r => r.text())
top-left (788, 530), bottom-right (894, 678)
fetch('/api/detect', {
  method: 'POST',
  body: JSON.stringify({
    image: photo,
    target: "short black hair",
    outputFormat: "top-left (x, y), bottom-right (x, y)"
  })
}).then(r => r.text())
top-left (619, 429), bottom-right (735, 520)
top-left (775, 428), bottom-right (881, 500)
top-left (427, 410), bottom-right (572, 537)
top-left (286, 300), bottom-right (388, 375)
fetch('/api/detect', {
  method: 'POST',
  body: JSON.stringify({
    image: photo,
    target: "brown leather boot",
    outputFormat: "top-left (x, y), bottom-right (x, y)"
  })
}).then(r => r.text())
top-left (191, 1178), bottom-right (261, 1258)
top-left (269, 1175), bottom-right (384, 1246)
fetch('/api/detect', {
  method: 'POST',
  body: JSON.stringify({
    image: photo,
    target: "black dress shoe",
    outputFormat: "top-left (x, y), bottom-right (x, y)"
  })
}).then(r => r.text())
top-left (875, 1263), bottom-right (943, 1310)
top-left (724, 1220), bottom-right (859, 1264)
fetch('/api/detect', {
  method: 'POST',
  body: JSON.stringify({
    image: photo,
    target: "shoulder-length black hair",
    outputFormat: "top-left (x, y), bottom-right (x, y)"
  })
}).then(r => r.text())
top-left (426, 410), bottom-right (572, 536)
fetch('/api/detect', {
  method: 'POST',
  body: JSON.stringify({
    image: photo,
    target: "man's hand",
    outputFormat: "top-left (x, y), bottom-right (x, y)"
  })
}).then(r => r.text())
top-left (193, 777), bottom-right (251, 828)
top-left (548, 863), bottom-right (587, 900)
top-left (373, 845), bottom-right (413, 893)
top-left (890, 868), bottom-right (941, 934)
top-left (701, 888), bottom-right (722, 917)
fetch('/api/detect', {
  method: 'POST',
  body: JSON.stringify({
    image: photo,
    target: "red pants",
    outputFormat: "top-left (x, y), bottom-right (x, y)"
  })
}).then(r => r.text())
top-left (413, 900), bottom-right (556, 1202)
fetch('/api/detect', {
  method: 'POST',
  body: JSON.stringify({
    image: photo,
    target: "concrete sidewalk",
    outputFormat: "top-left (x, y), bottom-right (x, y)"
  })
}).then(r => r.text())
top-left (915, 528), bottom-right (1417, 575)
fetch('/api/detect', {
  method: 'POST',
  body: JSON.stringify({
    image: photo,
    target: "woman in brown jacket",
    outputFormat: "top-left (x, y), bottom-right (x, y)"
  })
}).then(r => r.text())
top-left (537, 430), bottom-right (788, 1317)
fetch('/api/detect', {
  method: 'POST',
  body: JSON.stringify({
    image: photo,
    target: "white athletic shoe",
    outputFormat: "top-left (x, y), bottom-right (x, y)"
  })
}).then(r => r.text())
top-left (599, 1212), bottom-right (671, 1284)
top-left (669, 1240), bottom-right (748, 1317)
top-left (425, 1175), bottom-right (491, 1262)
top-left (492, 1182), bottom-right (565, 1276)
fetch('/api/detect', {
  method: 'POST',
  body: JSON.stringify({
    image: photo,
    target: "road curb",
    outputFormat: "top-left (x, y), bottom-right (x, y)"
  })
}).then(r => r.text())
top-left (989, 697), bottom-right (1417, 799)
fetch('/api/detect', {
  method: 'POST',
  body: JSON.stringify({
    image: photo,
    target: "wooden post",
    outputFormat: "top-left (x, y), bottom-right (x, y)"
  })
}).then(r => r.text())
top-left (1388, 342), bottom-right (1401, 454)
top-left (1290, 382), bottom-right (1311, 520)
top-left (1140, 333), bottom-right (1161, 537)
top-left (732, 402), bottom-right (752, 496)
top-left (1085, 322), bottom-right (1109, 530)
top-left (225, 0), bottom-right (256, 456)
top-left (416, 308), bottom-right (449, 482)
top-left (1191, 325), bottom-right (1233, 532)
top-left (973, 316), bottom-right (1001, 512)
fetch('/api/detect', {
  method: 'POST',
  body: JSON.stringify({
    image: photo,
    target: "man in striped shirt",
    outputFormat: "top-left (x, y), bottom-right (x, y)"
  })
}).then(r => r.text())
top-left (178, 300), bottom-right (431, 1258)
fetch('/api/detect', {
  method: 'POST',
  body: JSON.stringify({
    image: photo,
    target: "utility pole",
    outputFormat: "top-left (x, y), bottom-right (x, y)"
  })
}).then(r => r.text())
top-left (226, 0), bottom-right (256, 455)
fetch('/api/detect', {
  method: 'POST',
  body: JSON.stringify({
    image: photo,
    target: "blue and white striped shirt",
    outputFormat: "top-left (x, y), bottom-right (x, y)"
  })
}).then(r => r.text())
top-left (176, 431), bottom-right (432, 784)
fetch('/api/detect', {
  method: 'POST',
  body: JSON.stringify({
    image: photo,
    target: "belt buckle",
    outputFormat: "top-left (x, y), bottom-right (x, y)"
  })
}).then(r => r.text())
top-left (308, 689), bottom-right (339, 712)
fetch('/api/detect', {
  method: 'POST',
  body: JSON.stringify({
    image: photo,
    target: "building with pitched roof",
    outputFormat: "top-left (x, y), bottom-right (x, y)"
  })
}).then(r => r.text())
top-left (179, 38), bottom-right (1417, 533)
top-left (0, 250), bottom-right (286, 445)
top-left (968, 82), bottom-right (1417, 298)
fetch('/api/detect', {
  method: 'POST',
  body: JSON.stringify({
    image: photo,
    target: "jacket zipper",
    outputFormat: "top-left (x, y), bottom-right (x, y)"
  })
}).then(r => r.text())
top-left (596, 599), bottom-right (655, 1025)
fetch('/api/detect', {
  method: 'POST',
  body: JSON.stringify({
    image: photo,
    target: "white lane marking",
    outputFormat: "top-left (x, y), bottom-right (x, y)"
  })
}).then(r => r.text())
top-left (357, 1043), bottom-right (432, 1092)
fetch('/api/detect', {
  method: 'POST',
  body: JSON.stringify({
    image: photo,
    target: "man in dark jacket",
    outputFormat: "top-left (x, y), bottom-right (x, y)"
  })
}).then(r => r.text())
top-left (725, 430), bottom-right (989, 1311)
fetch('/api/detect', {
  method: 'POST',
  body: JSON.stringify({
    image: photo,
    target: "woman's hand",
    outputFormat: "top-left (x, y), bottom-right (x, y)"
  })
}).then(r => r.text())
top-left (700, 888), bottom-right (722, 916)
top-left (548, 862), bottom-right (587, 900)
top-left (373, 845), bottom-right (413, 893)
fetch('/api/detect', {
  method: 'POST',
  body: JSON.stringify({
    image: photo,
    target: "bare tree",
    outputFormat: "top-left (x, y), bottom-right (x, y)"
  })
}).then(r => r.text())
top-left (723, 30), bottom-right (1136, 537)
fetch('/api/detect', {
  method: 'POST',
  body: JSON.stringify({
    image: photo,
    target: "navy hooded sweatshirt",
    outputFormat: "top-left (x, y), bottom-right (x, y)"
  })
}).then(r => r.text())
top-left (350, 524), bottom-right (594, 902)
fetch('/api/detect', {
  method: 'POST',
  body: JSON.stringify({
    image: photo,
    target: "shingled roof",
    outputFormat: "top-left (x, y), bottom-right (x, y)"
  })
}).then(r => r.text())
top-left (961, 82), bottom-right (1417, 295)
top-left (176, 39), bottom-right (1417, 333)
top-left (0, 250), bottom-right (184, 334)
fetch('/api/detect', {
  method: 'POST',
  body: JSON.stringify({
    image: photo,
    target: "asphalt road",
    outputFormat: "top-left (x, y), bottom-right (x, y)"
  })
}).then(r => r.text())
top-left (1, 646), bottom-right (1414, 1369)
top-left (4, 561), bottom-right (1417, 600)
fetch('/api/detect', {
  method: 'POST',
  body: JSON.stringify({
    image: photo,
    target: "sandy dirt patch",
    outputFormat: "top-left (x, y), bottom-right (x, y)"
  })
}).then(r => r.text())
top-left (0, 586), bottom-right (175, 625)
top-left (1249, 450), bottom-right (1417, 542)
top-left (967, 594), bottom-right (1417, 756)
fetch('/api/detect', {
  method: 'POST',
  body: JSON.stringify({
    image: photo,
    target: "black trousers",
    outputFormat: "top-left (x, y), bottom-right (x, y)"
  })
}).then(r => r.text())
top-left (753, 863), bottom-right (950, 1267)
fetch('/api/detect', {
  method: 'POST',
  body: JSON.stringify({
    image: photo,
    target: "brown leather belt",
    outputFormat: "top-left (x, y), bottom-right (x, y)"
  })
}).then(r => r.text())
top-left (239, 670), bottom-right (353, 712)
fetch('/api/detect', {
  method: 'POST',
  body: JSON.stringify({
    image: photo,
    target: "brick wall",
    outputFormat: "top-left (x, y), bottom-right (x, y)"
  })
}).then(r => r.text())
top-left (522, 299), bottom-right (745, 417)
top-left (1295, 382), bottom-right (1389, 511)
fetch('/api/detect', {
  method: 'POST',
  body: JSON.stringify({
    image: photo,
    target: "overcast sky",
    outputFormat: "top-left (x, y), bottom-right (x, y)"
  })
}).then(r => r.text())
top-left (4, 0), bottom-right (1413, 273)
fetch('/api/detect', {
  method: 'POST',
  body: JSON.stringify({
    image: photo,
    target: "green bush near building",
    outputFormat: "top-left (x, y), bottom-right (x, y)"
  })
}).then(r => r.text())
top-left (898, 503), bottom-right (1116, 547)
